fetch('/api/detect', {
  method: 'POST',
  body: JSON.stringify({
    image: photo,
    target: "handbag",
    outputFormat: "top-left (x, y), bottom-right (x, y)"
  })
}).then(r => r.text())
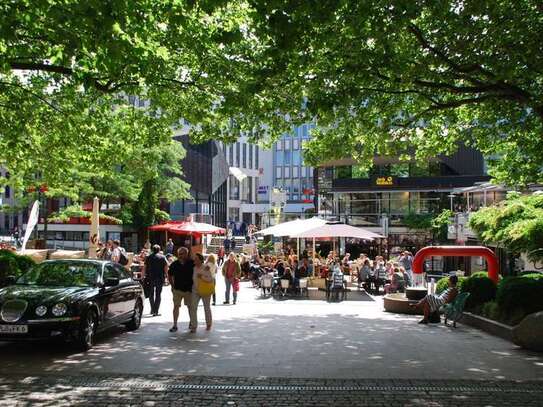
top-left (197, 277), bottom-right (215, 297)
top-left (232, 278), bottom-right (240, 292)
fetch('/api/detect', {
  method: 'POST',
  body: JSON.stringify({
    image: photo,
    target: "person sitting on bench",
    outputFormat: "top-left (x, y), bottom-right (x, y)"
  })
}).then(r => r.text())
top-left (410, 275), bottom-right (459, 324)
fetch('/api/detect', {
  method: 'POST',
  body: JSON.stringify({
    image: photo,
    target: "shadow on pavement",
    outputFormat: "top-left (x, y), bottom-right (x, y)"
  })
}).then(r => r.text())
top-left (0, 311), bottom-right (541, 381)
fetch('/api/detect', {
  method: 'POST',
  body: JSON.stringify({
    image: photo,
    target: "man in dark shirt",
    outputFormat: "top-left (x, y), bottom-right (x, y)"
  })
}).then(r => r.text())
top-left (167, 247), bottom-right (195, 332)
top-left (142, 244), bottom-right (169, 317)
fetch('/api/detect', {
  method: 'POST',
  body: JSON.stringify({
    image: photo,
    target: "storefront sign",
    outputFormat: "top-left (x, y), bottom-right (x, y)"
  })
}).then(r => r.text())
top-left (257, 185), bottom-right (269, 194)
top-left (375, 176), bottom-right (395, 186)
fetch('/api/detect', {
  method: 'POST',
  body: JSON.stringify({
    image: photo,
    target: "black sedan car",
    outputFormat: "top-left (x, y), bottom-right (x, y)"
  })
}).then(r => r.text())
top-left (0, 259), bottom-right (144, 350)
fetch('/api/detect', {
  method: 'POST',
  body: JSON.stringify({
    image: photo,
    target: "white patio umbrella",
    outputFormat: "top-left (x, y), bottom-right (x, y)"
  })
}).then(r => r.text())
top-left (292, 223), bottom-right (384, 240)
top-left (88, 197), bottom-right (100, 259)
top-left (256, 217), bottom-right (327, 256)
top-left (292, 223), bottom-right (384, 274)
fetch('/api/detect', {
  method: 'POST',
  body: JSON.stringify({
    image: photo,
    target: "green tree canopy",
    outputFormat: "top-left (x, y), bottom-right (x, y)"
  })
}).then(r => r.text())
top-left (0, 0), bottom-right (259, 201)
top-left (469, 193), bottom-right (543, 261)
top-left (242, 0), bottom-right (543, 185)
top-left (2, 0), bottom-right (543, 196)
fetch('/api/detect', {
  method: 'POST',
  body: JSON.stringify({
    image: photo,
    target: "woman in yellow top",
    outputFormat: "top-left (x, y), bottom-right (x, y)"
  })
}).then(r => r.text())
top-left (190, 253), bottom-right (214, 332)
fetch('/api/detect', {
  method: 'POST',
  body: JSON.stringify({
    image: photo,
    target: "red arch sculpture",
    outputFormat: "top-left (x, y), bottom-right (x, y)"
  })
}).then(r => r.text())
top-left (412, 246), bottom-right (499, 284)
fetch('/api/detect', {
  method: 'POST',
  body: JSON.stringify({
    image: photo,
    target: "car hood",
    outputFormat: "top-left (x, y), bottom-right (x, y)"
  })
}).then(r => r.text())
top-left (0, 285), bottom-right (95, 306)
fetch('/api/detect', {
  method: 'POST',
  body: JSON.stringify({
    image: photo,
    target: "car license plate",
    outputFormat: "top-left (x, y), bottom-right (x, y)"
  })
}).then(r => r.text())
top-left (0, 325), bottom-right (28, 334)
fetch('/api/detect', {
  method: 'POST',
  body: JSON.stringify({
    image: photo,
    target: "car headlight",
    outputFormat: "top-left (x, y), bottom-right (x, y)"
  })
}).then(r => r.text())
top-left (35, 305), bottom-right (47, 317)
top-left (52, 303), bottom-right (67, 317)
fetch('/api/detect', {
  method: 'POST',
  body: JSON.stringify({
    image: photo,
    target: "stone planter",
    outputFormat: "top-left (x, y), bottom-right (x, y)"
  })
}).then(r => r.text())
top-left (406, 287), bottom-right (427, 301)
top-left (383, 293), bottom-right (422, 315)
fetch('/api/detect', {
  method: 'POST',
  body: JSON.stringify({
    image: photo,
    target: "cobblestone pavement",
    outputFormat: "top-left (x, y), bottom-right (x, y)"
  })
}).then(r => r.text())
top-left (0, 373), bottom-right (542, 407)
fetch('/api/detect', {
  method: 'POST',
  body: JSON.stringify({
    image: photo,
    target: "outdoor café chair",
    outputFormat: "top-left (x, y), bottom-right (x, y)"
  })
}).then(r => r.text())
top-left (280, 279), bottom-right (290, 297)
top-left (298, 278), bottom-right (309, 298)
top-left (442, 292), bottom-right (470, 328)
top-left (261, 277), bottom-right (272, 297)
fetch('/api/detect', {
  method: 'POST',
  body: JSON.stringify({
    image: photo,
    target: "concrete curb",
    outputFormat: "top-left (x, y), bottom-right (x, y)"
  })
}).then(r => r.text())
top-left (462, 311), bottom-right (514, 342)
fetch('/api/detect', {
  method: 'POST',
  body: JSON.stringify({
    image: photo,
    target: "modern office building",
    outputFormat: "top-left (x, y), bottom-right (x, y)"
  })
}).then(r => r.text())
top-left (168, 132), bottom-right (229, 227)
top-left (224, 123), bottom-right (317, 230)
top-left (315, 145), bottom-right (492, 256)
top-left (223, 135), bottom-right (267, 228)
top-left (272, 123), bottom-right (316, 216)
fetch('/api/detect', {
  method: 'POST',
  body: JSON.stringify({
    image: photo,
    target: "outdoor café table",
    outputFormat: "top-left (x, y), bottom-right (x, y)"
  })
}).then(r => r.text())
top-left (131, 263), bottom-right (143, 280)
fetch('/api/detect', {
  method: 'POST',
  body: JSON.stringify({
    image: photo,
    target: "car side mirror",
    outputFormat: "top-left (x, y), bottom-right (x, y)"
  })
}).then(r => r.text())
top-left (104, 277), bottom-right (120, 287)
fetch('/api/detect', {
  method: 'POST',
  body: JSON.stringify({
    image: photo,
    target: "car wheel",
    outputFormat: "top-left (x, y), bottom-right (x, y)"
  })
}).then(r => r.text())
top-left (125, 300), bottom-right (143, 331)
top-left (77, 310), bottom-right (97, 351)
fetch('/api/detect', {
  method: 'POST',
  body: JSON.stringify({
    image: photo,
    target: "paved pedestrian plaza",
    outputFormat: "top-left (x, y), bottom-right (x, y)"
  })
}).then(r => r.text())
top-left (0, 279), bottom-right (542, 406)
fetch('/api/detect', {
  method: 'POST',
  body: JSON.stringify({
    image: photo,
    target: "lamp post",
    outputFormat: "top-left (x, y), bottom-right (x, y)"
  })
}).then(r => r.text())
top-left (447, 193), bottom-right (456, 211)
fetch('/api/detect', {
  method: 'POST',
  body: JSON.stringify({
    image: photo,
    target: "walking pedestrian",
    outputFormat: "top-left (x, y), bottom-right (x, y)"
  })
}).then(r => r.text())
top-left (399, 251), bottom-right (414, 286)
top-left (111, 239), bottom-right (129, 266)
top-left (190, 253), bottom-right (214, 332)
top-left (206, 254), bottom-right (218, 305)
top-left (222, 252), bottom-right (241, 305)
top-left (142, 244), bottom-right (169, 317)
top-left (167, 247), bottom-right (194, 332)
top-left (217, 246), bottom-right (225, 267)
top-left (223, 236), bottom-right (231, 254)
top-left (166, 238), bottom-right (174, 255)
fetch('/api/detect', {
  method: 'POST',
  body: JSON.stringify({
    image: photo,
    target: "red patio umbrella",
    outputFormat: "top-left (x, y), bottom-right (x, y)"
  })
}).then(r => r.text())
top-left (148, 220), bottom-right (186, 231)
top-left (168, 221), bottom-right (225, 235)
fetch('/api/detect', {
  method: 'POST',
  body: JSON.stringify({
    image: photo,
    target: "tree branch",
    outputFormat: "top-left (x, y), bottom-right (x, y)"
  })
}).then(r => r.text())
top-left (0, 80), bottom-right (64, 113)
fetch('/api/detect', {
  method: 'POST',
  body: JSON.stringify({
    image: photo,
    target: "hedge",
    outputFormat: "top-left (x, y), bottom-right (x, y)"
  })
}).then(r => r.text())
top-left (0, 250), bottom-right (36, 287)
top-left (436, 275), bottom-right (466, 294)
top-left (496, 273), bottom-right (543, 325)
top-left (461, 271), bottom-right (497, 309)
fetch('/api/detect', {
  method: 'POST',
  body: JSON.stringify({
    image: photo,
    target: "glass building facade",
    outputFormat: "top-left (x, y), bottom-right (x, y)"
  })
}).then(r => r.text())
top-left (273, 123), bottom-right (315, 206)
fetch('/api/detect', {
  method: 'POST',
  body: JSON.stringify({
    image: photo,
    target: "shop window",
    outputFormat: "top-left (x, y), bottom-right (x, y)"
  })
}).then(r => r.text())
top-left (334, 166), bottom-right (352, 179)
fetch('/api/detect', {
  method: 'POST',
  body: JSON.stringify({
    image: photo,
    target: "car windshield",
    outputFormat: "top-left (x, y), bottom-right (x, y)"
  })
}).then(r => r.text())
top-left (16, 262), bottom-right (99, 287)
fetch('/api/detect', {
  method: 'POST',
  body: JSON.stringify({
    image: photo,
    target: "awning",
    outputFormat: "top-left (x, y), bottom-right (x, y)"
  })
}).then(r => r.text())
top-left (229, 167), bottom-right (248, 182)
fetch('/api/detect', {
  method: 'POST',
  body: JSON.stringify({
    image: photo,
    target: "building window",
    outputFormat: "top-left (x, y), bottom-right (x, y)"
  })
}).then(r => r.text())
top-left (242, 176), bottom-right (253, 202)
top-left (276, 167), bottom-right (282, 178)
top-left (293, 139), bottom-right (299, 150)
top-left (255, 146), bottom-right (259, 169)
top-left (292, 150), bottom-right (301, 165)
top-left (228, 207), bottom-right (240, 222)
top-left (284, 151), bottom-right (291, 165)
top-left (229, 145), bottom-right (233, 166)
top-left (4, 185), bottom-right (9, 199)
top-left (229, 175), bottom-right (240, 200)
top-left (276, 150), bottom-right (284, 165)
top-left (293, 166), bottom-right (299, 178)
top-left (301, 166), bottom-right (307, 177)
top-left (242, 143), bottom-right (247, 168)
top-left (276, 141), bottom-right (283, 150)
top-left (284, 167), bottom-right (290, 178)
top-left (308, 167), bottom-right (313, 177)
top-left (285, 139), bottom-right (291, 150)
top-left (249, 144), bottom-right (253, 169)
top-left (292, 180), bottom-right (300, 194)
top-left (302, 124), bottom-right (308, 138)
top-left (236, 143), bottom-right (240, 167)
